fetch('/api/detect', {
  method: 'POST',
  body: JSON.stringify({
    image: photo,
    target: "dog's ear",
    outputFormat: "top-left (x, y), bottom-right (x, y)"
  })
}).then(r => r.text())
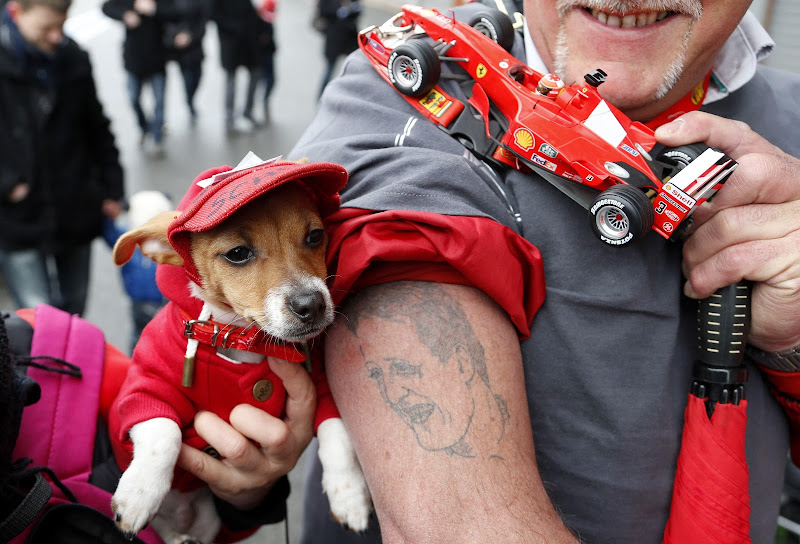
top-left (112, 210), bottom-right (183, 267)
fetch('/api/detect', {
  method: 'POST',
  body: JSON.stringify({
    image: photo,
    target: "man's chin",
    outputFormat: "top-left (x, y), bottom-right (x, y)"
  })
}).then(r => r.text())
top-left (560, 64), bottom-right (662, 110)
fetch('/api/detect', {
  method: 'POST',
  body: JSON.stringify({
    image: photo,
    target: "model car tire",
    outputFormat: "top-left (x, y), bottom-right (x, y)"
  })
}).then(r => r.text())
top-left (589, 185), bottom-right (654, 246)
top-left (387, 41), bottom-right (441, 97)
top-left (468, 10), bottom-right (516, 52)
top-left (657, 143), bottom-right (708, 173)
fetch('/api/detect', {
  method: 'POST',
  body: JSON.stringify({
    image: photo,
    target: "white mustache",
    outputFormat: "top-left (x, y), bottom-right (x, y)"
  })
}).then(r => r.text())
top-left (554, 0), bottom-right (702, 20)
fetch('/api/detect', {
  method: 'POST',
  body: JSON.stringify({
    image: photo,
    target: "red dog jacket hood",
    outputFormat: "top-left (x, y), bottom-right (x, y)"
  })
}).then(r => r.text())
top-left (168, 157), bottom-right (348, 286)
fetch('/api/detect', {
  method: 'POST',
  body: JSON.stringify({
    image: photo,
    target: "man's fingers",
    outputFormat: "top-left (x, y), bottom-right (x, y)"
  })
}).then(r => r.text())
top-left (655, 111), bottom-right (775, 159)
top-left (177, 442), bottom-right (229, 483)
top-left (228, 403), bottom-right (297, 458)
top-left (192, 410), bottom-right (262, 472)
top-left (696, 152), bottom-right (800, 221)
top-left (683, 200), bottom-right (800, 268)
top-left (267, 357), bottom-right (316, 436)
top-left (684, 234), bottom-right (790, 297)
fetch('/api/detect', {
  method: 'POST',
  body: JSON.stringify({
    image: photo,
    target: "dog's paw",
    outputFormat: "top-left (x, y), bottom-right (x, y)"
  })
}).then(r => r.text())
top-left (111, 463), bottom-right (172, 536)
top-left (112, 418), bottom-right (182, 537)
top-left (322, 463), bottom-right (372, 532)
top-left (317, 418), bottom-right (373, 532)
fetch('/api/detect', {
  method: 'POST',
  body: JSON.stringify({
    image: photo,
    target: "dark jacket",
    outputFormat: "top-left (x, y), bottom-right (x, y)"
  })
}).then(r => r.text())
top-left (0, 9), bottom-right (123, 253)
top-left (319, 0), bottom-right (359, 60)
top-left (102, 0), bottom-right (178, 77)
top-left (164, 0), bottom-right (211, 67)
top-left (211, 0), bottom-right (260, 70)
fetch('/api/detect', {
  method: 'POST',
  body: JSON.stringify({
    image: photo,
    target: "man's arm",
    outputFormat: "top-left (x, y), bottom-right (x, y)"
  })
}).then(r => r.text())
top-left (325, 281), bottom-right (578, 543)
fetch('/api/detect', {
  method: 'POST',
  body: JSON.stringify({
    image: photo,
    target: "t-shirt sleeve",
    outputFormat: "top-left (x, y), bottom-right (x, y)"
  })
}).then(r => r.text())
top-left (326, 207), bottom-right (545, 339)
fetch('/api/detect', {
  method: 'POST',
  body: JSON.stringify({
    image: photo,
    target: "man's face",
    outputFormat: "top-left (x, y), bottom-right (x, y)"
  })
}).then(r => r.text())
top-left (359, 316), bottom-right (476, 452)
top-left (12, 3), bottom-right (67, 55)
top-left (523, 0), bottom-right (751, 120)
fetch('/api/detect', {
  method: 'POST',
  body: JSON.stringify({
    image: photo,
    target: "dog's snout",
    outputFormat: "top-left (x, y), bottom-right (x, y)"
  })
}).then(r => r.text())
top-left (289, 291), bottom-right (326, 323)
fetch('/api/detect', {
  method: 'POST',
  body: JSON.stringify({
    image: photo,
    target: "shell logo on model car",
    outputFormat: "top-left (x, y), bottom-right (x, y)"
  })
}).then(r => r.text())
top-left (514, 129), bottom-right (534, 151)
top-left (357, 4), bottom-right (738, 246)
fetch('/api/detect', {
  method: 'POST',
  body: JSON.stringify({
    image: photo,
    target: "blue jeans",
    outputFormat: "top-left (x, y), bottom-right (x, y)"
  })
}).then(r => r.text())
top-left (225, 68), bottom-right (258, 124)
top-left (129, 299), bottom-right (165, 353)
top-left (127, 71), bottom-right (166, 143)
top-left (179, 62), bottom-right (202, 116)
top-left (0, 244), bottom-right (92, 316)
top-left (260, 54), bottom-right (275, 105)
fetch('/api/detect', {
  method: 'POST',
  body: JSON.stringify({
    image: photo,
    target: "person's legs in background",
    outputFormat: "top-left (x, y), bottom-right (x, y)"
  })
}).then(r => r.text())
top-left (0, 248), bottom-right (53, 310)
top-left (180, 61), bottom-right (202, 122)
top-left (242, 65), bottom-right (259, 127)
top-left (126, 72), bottom-right (148, 146)
top-left (129, 299), bottom-right (164, 353)
top-left (149, 71), bottom-right (167, 156)
top-left (52, 243), bottom-right (91, 316)
top-left (224, 68), bottom-right (237, 132)
top-left (260, 53), bottom-right (275, 124)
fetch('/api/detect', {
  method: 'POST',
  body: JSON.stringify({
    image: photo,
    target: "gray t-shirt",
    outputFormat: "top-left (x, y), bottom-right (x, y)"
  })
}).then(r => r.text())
top-left (290, 8), bottom-right (800, 542)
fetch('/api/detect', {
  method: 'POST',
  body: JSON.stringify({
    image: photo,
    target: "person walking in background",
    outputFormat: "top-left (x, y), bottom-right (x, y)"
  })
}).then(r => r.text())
top-left (316, 0), bottom-right (360, 97)
top-left (254, 0), bottom-right (276, 125)
top-left (211, 0), bottom-right (261, 134)
top-left (102, 0), bottom-right (174, 158)
top-left (0, 0), bottom-right (124, 316)
top-left (163, 0), bottom-right (210, 125)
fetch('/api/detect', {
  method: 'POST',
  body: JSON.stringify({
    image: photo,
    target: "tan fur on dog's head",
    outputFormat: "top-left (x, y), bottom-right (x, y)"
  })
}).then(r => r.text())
top-left (112, 182), bottom-right (333, 342)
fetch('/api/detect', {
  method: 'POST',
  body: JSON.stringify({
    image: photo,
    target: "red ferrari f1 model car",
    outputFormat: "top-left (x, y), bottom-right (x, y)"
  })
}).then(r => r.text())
top-left (358, 5), bottom-right (737, 246)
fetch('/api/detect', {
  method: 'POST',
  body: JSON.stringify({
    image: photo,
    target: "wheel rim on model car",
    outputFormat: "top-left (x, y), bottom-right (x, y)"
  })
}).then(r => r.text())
top-left (594, 203), bottom-right (630, 240)
top-left (392, 55), bottom-right (418, 88)
top-left (589, 185), bottom-right (654, 246)
top-left (387, 41), bottom-right (441, 97)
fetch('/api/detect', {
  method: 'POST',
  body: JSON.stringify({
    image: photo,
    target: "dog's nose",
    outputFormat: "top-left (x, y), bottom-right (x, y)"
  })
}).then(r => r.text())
top-left (289, 291), bottom-right (326, 323)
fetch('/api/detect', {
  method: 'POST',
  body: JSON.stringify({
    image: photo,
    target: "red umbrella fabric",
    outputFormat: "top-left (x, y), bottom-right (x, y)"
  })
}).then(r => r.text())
top-left (663, 395), bottom-right (750, 544)
top-left (663, 282), bottom-right (753, 544)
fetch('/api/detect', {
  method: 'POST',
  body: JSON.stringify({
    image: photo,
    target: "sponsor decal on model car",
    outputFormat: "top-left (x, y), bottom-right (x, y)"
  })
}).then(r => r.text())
top-left (514, 128), bottom-right (534, 151)
top-left (419, 90), bottom-right (454, 117)
top-left (539, 143), bottom-right (558, 158)
top-left (531, 154), bottom-right (557, 172)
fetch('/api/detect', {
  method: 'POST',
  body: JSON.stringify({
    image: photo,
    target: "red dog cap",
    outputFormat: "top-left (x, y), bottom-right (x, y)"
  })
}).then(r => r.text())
top-left (169, 159), bottom-right (348, 286)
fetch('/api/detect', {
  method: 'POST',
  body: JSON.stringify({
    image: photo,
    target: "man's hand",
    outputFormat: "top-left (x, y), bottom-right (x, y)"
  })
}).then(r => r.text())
top-left (177, 357), bottom-right (316, 511)
top-left (8, 182), bottom-right (30, 203)
top-left (102, 199), bottom-right (122, 219)
top-left (173, 30), bottom-right (192, 49)
top-left (656, 111), bottom-right (800, 352)
top-left (122, 10), bottom-right (141, 28)
top-left (133, 0), bottom-right (156, 16)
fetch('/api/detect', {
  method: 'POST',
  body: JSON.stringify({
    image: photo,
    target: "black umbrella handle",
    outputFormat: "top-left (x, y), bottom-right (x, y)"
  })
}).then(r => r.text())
top-left (691, 281), bottom-right (752, 416)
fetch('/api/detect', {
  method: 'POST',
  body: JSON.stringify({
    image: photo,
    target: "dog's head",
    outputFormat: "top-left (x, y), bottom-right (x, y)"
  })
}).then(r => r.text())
top-left (113, 161), bottom-right (348, 343)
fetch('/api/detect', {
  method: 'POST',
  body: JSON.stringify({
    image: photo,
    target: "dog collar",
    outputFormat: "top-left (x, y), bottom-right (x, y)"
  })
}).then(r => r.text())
top-left (180, 308), bottom-right (310, 387)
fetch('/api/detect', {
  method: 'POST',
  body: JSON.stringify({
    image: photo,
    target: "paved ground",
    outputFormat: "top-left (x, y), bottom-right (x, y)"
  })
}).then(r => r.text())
top-left (1, 1), bottom-right (397, 542)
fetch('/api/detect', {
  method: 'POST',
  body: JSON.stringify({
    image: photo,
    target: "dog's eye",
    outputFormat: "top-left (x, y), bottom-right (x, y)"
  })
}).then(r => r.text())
top-left (222, 246), bottom-right (253, 265)
top-left (305, 228), bottom-right (325, 248)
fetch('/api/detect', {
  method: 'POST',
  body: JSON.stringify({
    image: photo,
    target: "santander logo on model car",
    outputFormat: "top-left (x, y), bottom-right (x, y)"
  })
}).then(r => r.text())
top-left (357, 4), bottom-right (738, 247)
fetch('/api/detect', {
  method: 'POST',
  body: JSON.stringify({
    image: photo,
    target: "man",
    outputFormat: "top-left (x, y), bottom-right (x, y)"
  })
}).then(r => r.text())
top-left (285, 0), bottom-right (800, 542)
top-left (0, 0), bottom-right (124, 316)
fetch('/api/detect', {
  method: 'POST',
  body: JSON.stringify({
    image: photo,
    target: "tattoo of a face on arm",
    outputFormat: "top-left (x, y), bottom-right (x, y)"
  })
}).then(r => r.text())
top-left (344, 282), bottom-right (509, 459)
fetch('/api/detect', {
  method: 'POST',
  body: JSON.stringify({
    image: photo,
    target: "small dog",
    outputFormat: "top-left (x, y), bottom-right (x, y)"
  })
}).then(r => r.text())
top-left (108, 156), bottom-right (371, 543)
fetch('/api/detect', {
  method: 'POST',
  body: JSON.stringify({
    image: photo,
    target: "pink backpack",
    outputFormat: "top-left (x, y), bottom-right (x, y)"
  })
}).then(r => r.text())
top-left (1, 304), bottom-right (162, 544)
